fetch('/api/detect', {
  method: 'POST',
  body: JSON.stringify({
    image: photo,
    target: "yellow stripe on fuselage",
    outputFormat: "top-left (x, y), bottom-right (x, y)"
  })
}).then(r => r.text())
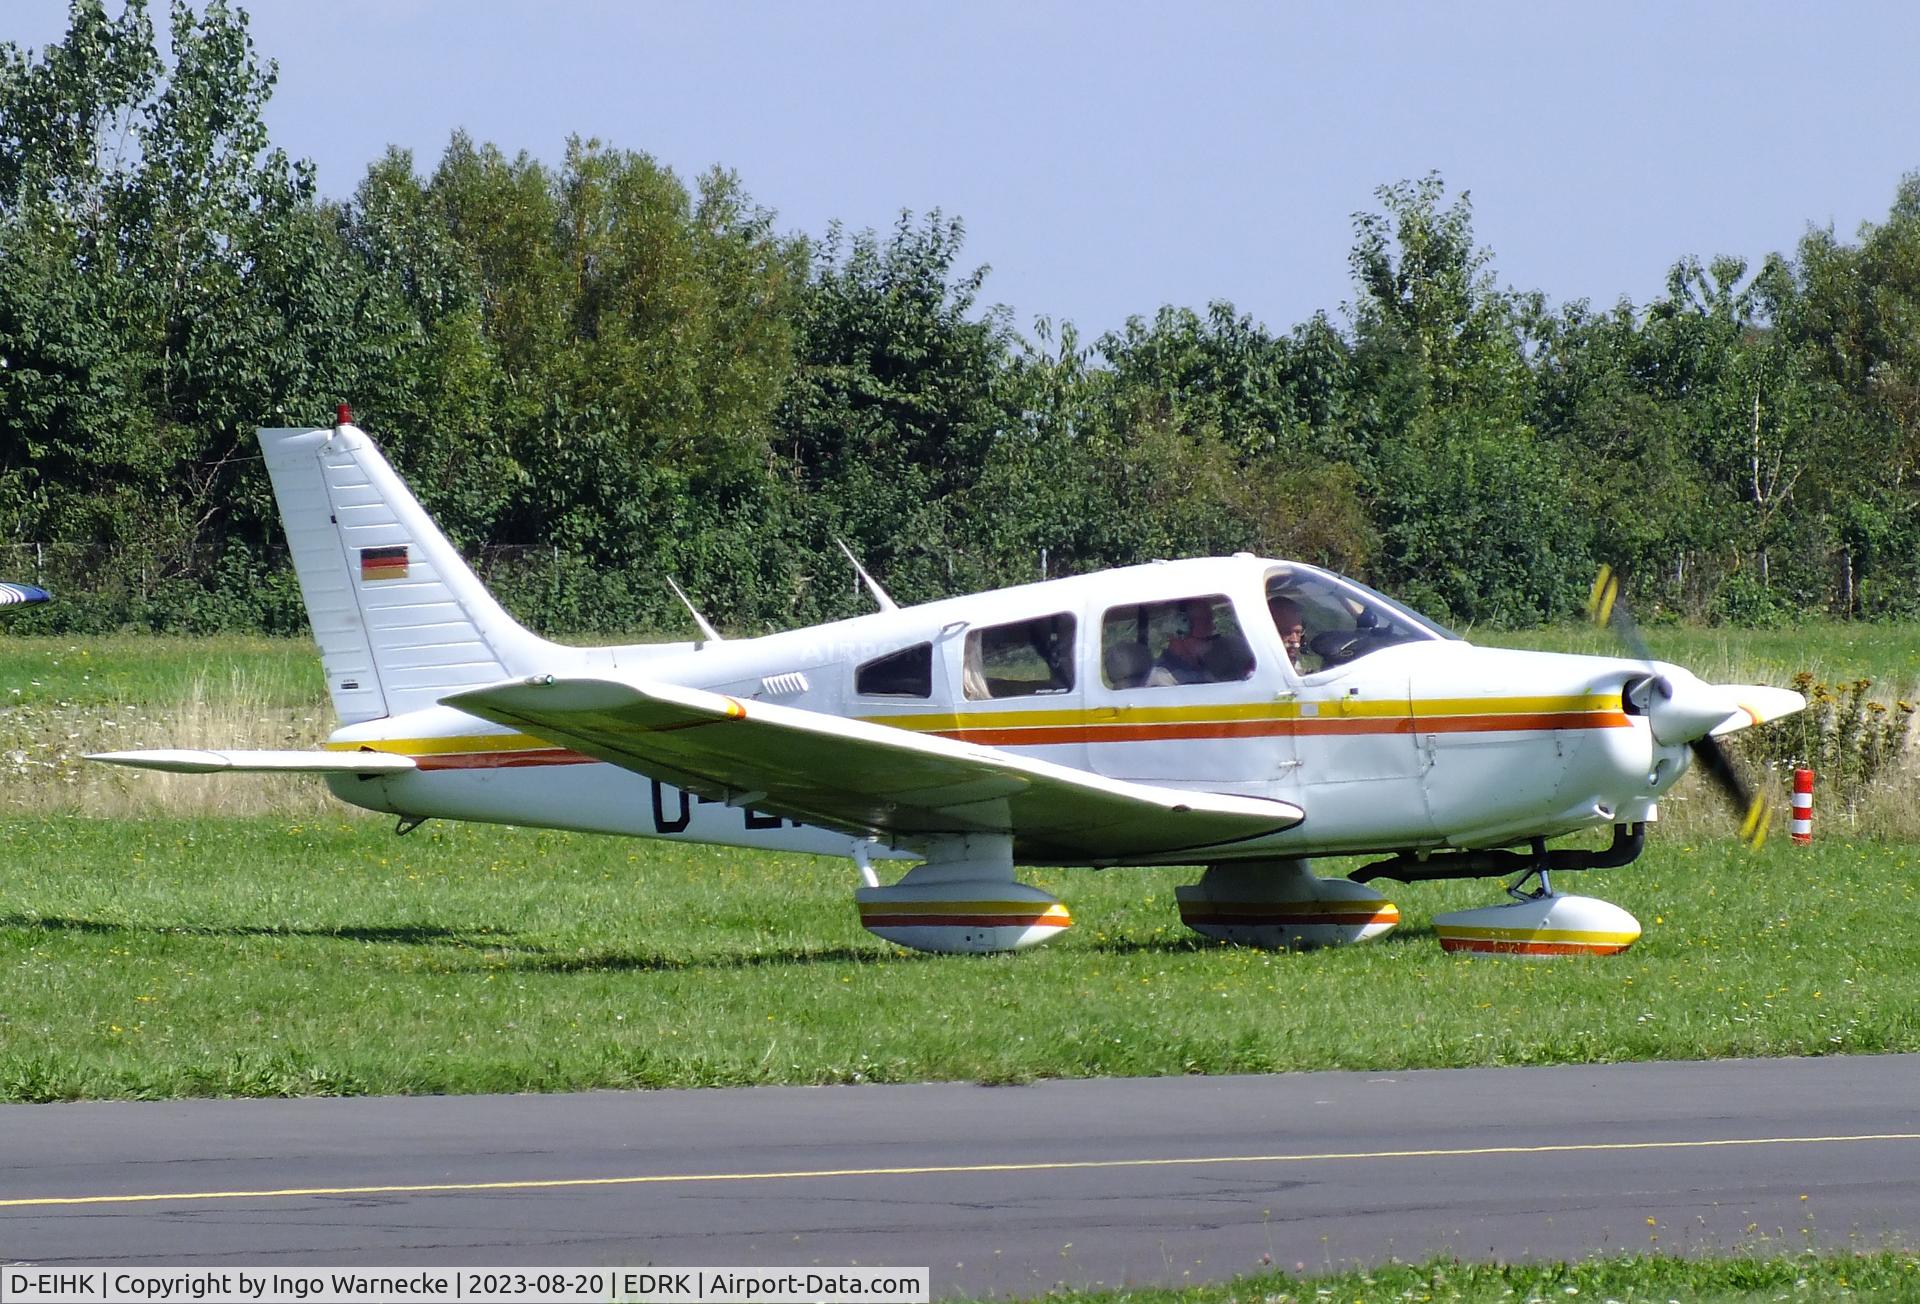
top-left (863, 693), bottom-right (1621, 732)
top-left (856, 900), bottom-right (1071, 917)
top-left (862, 694), bottom-right (1626, 745)
top-left (1434, 925), bottom-right (1642, 945)
top-left (1407, 694), bottom-right (1621, 718)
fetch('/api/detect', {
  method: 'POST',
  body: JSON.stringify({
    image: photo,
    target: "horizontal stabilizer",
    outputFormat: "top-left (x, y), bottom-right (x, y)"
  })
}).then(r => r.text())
top-left (444, 676), bottom-right (1303, 862)
top-left (87, 748), bottom-right (418, 775)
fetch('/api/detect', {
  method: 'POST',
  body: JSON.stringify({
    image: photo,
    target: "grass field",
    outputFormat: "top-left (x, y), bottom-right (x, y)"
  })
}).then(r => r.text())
top-left (0, 634), bottom-right (323, 707)
top-left (1474, 619), bottom-right (1920, 691)
top-left (0, 635), bottom-right (332, 815)
top-left (1034, 1250), bottom-right (1920, 1302)
top-left (2, 813), bottom-right (1916, 1101)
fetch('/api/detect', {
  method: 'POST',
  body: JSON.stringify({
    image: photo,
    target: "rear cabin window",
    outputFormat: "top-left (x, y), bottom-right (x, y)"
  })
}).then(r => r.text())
top-left (856, 642), bottom-right (933, 698)
top-left (1101, 595), bottom-right (1254, 689)
top-left (963, 614), bottom-right (1076, 700)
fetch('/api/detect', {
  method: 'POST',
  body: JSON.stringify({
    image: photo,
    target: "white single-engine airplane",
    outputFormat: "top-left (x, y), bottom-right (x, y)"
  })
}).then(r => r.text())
top-left (93, 414), bottom-right (1805, 957)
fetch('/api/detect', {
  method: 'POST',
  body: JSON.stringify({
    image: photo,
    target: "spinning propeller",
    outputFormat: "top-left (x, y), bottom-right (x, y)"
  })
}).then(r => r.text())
top-left (1587, 565), bottom-right (1773, 849)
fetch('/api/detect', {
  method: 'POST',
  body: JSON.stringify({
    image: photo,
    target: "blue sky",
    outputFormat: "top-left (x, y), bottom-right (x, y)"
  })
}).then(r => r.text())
top-left (9, 2), bottom-right (1919, 339)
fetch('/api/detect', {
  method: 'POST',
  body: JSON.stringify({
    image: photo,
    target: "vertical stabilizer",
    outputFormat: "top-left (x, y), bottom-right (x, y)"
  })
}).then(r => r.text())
top-left (260, 423), bottom-right (557, 724)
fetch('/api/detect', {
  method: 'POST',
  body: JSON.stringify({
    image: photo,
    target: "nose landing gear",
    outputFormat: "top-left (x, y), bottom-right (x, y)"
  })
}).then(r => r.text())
top-left (1431, 840), bottom-right (1642, 957)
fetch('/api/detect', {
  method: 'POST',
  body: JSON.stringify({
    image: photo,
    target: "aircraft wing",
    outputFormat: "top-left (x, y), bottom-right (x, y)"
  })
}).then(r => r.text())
top-left (89, 748), bottom-right (418, 774)
top-left (442, 677), bottom-right (1302, 862)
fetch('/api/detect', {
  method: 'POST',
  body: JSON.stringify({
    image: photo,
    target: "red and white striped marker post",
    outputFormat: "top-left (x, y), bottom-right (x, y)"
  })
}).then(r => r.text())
top-left (1790, 767), bottom-right (1814, 845)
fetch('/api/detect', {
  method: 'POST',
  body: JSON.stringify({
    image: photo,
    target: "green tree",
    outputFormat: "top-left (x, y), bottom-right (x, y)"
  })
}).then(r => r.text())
top-left (980, 304), bottom-right (1376, 581)
top-left (1341, 173), bottom-right (1582, 623)
top-left (776, 212), bottom-right (1017, 612)
top-left (343, 133), bottom-right (807, 632)
top-left (1782, 176), bottom-right (1920, 614)
top-left (0, 0), bottom-right (406, 630)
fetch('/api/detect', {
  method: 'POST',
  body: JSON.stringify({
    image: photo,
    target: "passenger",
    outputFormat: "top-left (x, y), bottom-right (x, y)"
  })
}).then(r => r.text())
top-left (1151, 601), bottom-right (1220, 685)
top-left (1268, 595), bottom-right (1307, 669)
top-left (1104, 641), bottom-right (1153, 689)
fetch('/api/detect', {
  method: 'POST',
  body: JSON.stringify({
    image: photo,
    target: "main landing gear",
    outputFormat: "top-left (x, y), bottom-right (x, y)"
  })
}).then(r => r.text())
top-left (851, 826), bottom-right (1646, 958)
top-left (1175, 859), bottom-right (1399, 949)
top-left (854, 834), bottom-right (1071, 954)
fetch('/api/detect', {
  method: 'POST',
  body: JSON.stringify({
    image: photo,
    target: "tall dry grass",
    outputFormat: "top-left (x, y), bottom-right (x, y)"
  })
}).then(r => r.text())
top-left (1, 667), bottom-right (338, 817)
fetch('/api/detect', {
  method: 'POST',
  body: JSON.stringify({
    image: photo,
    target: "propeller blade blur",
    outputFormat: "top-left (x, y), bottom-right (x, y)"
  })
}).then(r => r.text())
top-left (1691, 735), bottom-right (1772, 850)
top-left (1590, 565), bottom-right (1783, 850)
top-left (1588, 564), bottom-right (1653, 662)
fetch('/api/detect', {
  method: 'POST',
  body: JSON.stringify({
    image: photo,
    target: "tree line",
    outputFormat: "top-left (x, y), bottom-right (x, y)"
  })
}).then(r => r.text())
top-left (4, 0), bottom-right (1918, 638)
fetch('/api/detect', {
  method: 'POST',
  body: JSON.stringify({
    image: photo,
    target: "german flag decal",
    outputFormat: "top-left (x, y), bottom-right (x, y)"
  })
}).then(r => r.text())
top-left (359, 545), bottom-right (409, 582)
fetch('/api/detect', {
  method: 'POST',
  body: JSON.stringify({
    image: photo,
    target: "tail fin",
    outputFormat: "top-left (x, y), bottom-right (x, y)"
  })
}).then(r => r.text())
top-left (260, 422), bottom-right (557, 724)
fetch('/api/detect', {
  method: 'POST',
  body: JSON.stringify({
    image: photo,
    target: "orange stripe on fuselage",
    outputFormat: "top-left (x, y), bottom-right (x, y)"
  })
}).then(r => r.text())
top-left (411, 748), bottom-right (597, 771)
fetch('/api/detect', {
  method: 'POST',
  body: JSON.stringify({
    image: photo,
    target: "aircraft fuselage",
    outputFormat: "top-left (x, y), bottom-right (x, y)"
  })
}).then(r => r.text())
top-left (326, 555), bottom-right (1687, 866)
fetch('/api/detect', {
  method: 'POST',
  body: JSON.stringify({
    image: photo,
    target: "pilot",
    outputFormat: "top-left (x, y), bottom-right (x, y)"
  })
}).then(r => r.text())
top-left (1268, 595), bottom-right (1307, 669)
top-left (1151, 601), bottom-right (1221, 685)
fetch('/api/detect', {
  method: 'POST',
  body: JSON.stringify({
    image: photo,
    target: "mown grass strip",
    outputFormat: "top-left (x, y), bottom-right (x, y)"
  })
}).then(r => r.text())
top-left (1473, 620), bottom-right (1920, 694)
top-left (0, 635), bottom-right (323, 707)
top-left (2, 816), bottom-right (1916, 1101)
top-left (1024, 1250), bottom-right (1920, 1303)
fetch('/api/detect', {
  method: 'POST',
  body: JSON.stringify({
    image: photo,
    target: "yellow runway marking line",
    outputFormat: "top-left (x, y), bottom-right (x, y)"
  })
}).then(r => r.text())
top-left (4, 1132), bottom-right (1918, 1209)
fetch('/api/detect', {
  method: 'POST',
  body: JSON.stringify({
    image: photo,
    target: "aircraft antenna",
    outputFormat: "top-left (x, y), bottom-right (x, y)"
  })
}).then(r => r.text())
top-left (835, 539), bottom-right (899, 612)
top-left (665, 576), bottom-right (724, 643)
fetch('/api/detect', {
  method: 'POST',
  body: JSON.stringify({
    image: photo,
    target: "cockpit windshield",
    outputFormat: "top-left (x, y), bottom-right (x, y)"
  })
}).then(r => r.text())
top-left (1265, 565), bottom-right (1457, 674)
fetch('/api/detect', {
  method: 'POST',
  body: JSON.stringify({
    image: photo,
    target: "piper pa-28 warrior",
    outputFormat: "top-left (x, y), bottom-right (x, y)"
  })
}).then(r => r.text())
top-left (94, 413), bottom-right (1806, 958)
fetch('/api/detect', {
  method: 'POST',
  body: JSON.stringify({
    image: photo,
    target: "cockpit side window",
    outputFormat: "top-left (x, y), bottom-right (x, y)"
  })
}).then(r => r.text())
top-left (1100, 595), bottom-right (1254, 690)
top-left (1265, 566), bottom-right (1449, 672)
top-left (856, 642), bottom-right (933, 698)
top-left (963, 614), bottom-right (1076, 700)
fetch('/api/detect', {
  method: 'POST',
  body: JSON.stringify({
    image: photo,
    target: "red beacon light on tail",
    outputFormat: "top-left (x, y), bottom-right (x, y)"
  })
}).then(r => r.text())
top-left (335, 403), bottom-right (352, 428)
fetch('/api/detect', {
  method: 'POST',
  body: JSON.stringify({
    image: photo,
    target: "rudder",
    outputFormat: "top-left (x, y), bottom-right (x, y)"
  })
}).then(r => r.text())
top-left (260, 421), bottom-right (555, 724)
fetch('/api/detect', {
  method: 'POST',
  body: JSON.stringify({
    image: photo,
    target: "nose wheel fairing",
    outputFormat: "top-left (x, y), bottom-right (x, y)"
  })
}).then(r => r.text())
top-left (1431, 890), bottom-right (1642, 957)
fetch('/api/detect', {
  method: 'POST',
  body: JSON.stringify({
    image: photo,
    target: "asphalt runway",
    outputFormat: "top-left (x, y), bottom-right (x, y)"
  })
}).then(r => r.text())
top-left (4, 1055), bottom-right (1919, 1296)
